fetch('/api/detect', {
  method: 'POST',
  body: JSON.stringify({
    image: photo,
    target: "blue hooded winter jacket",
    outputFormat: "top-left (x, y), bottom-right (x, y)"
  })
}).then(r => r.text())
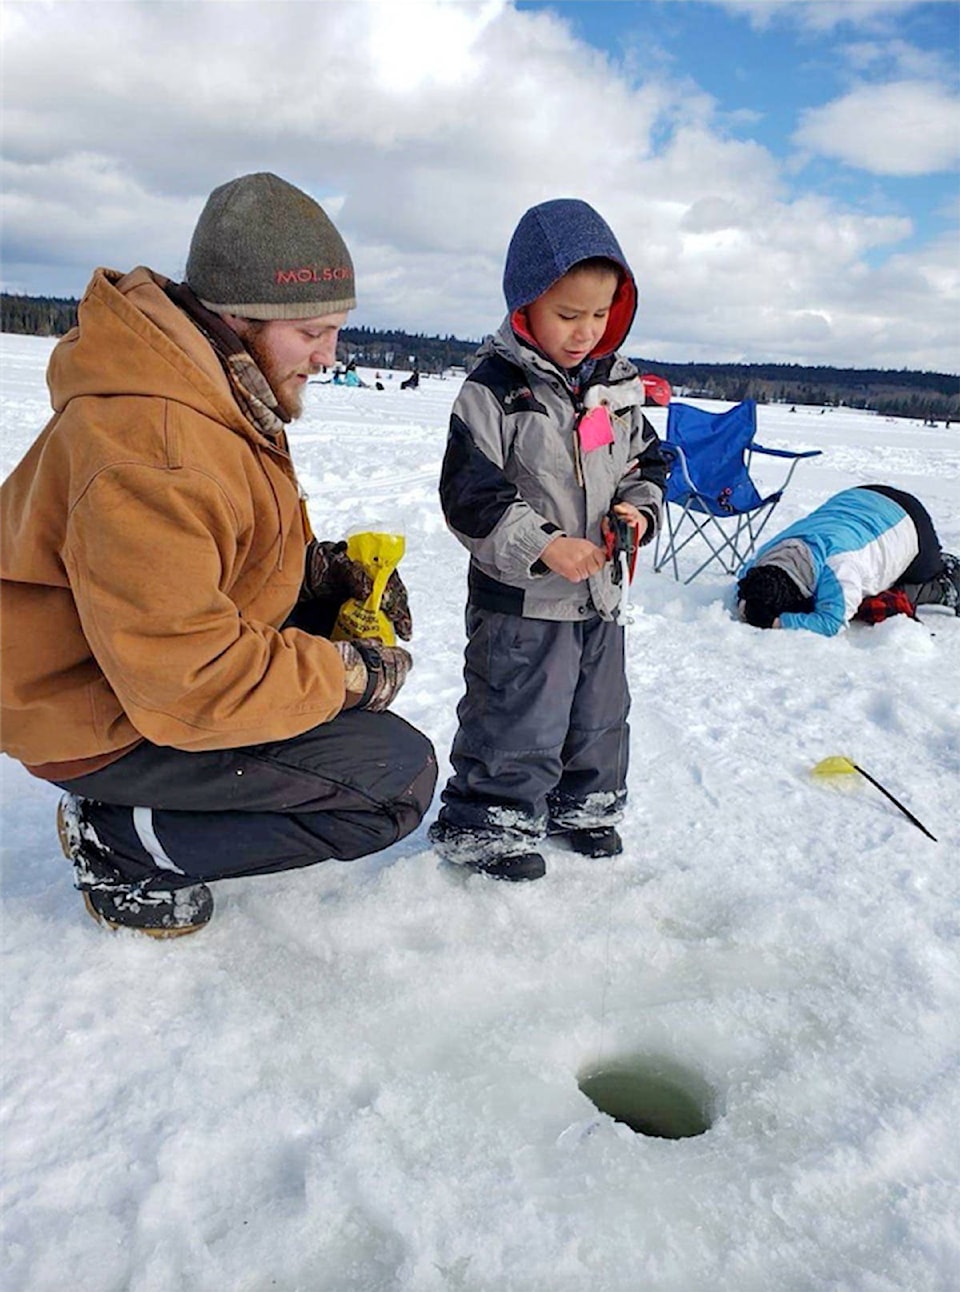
top-left (741, 487), bottom-right (920, 635)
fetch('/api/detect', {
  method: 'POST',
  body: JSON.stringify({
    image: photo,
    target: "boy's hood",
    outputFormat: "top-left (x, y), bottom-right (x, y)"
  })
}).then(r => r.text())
top-left (502, 198), bottom-right (638, 360)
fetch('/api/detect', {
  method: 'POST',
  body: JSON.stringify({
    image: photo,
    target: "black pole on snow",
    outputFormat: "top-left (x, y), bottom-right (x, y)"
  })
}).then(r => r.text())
top-left (852, 762), bottom-right (938, 843)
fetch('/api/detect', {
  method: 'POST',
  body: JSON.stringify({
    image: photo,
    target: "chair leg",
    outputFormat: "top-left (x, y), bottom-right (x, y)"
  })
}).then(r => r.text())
top-left (655, 502), bottom-right (786, 583)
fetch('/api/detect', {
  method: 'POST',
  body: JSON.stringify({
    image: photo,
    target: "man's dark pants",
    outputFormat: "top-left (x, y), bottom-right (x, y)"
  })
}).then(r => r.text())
top-left (56, 710), bottom-right (437, 888)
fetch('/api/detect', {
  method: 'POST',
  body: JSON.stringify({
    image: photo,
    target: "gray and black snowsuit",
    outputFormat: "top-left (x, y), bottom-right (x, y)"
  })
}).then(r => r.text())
top-left (431, 199), bottom-right (667, 865)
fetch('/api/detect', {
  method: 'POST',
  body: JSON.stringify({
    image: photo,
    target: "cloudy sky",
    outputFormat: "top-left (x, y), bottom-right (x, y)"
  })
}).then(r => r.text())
top-left (2, 0), bottom-right (958, 371)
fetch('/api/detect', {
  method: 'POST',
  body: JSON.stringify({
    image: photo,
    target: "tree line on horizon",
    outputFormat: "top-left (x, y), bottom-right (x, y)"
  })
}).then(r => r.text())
top-left (2, 292), bottom-right (957, 422)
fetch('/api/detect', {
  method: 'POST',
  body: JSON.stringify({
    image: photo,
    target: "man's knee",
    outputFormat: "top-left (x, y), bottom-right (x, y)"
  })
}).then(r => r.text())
top-left (391, 722), bottom-right (438, 823)
top-left (342, 711), bottom-right (437, 829)
top-left (265, 709), bottom-right (437, 813)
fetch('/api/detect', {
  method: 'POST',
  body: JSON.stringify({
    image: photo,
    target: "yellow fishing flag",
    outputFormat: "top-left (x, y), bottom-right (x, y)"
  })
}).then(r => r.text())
top-left (810, 755), bottom-right (936, 841)
top-left (811, 756), bottom-right (857, 777)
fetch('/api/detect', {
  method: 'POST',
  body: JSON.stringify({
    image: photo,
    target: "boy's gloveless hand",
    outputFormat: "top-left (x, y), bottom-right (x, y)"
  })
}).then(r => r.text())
top-left (611, 502), bottom-right (649, 543)
top-left (540, 535), bottom-right (608, 583)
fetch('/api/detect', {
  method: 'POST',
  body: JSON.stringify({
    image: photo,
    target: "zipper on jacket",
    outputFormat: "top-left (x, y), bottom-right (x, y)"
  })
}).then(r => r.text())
top-left (570, 385), bottom-right (586, 488)
top-left (572, 417), bottom-right (585, 486)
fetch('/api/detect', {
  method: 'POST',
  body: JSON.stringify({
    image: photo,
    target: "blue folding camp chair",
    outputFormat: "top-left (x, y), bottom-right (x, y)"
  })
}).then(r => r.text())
top-left (652, 400), bottom-right (822, 583)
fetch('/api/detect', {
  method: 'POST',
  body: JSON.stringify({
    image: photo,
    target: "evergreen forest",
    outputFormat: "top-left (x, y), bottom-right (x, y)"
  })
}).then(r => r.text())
top-left (3, 292), bottom-right (956, 422)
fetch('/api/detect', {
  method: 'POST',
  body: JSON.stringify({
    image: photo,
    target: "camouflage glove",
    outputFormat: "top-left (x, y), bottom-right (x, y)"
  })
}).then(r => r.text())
top-left (333, 639), bottom-right (413, 712)
top-left (303, 540), bottom-right (413, 641)
top-left (303, 540), bottom-right (368, 602)
top-left (379, 570), bottom-right (413, 641)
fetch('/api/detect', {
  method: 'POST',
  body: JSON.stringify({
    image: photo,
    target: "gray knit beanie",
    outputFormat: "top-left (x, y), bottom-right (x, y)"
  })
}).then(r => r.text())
top-left (185, 173), bottom-right (356, 320)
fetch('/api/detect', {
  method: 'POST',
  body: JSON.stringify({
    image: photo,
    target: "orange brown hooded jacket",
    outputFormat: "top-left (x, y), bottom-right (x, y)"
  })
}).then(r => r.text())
top-left (1, 267), bottom-right (350, 778)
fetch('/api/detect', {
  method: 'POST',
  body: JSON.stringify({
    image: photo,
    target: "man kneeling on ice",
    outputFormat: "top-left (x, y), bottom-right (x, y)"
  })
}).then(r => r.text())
top-left (737, 485), bottom-right (959, 635)
top-left (0, 173), bottom-right (437, 937)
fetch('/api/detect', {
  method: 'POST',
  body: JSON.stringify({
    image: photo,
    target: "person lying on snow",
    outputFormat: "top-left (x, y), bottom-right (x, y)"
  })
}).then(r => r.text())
top-left (428, 198), bottom-right (667, 882)
top-left (0, 173), bottom-right (436, 938)
top-left (737, 485), bottom-right (960, 635)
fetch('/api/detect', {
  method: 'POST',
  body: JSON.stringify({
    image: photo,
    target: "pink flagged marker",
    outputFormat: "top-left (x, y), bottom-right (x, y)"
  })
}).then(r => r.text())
top-left (578, 406), bottom-right (615, 452)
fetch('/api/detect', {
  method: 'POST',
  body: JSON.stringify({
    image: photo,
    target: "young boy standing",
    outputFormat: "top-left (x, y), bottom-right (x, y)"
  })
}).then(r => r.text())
top-left (429, 199), bottom-right (667, 881)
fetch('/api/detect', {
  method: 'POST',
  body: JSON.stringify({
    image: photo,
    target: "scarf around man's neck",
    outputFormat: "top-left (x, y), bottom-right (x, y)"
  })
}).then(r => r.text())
top-left (166, 281), bottom-right (290, 440)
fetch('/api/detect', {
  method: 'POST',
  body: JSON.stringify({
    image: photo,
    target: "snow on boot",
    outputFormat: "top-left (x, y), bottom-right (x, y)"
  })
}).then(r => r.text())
top-left (561, 827), bottom-right (623, 858)
top-left (901, 553), bottom-right (960, 616)
top-left (428, 817), bottom-right (546, 880)
top-left (939, 553), bottom-right (960, 614)
top-left (57, 795), bottom-right (213, 937)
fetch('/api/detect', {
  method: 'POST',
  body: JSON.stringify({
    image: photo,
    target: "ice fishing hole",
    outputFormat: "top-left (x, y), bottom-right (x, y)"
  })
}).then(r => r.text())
top-left (578, 1056), bottom-right (714, 1139)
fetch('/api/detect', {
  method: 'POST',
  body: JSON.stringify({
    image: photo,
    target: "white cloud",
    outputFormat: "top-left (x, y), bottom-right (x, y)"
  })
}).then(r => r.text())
top-left (366, 0), bottom-right (503, 92)
top-left (0, 154), bottom-right (200, 278)
top-left (794, 80), bottom-right (960, 175)
top-left (842, 37), bottom-right (953, 81)
top-left (0, 0), bottom-right (957, 371)
top-left (716, 1), bottom-right (918, 34)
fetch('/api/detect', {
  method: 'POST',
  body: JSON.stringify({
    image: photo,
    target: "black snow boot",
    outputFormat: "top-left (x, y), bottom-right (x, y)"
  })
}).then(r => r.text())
top-left (467, 852), bottom-right (547, 881)
top-left (901, 552), bottom-right (960, 616)
top-left (560, 827), bottom-right (624, 858)
top-left (57, 795), bottom-right (213, 937)
top-left (427, 818), bottom-right (547, 881)
top-left (938, 553), bottom-right (960, 614)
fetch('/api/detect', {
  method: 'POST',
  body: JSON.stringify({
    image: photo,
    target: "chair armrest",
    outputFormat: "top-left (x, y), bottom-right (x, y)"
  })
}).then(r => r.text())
top-left (751, 445), bottom-right (823, 460)
top-left (661, 442), bottom-right (699, 492)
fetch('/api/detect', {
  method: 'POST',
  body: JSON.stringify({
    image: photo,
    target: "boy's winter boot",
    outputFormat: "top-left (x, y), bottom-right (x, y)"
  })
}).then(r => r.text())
top-left (901, 553), bottom-right (960, 616)
top-left (468, 851), bottom-right (547, 881)
top-left (561, 827), bottom-right (623, 858)
top-left (57, 795), bottom-right (213, 937)
top-left (427, 818), bottom-right (547, 881)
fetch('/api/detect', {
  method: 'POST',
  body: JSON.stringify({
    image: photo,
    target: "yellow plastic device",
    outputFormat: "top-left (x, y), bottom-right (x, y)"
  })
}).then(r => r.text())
top-left (331, 530), bottom-right (405, 646)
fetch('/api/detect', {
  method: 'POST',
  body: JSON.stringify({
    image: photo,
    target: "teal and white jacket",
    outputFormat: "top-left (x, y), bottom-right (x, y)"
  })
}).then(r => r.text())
top-left (740, 487), bottom-right (918, 636)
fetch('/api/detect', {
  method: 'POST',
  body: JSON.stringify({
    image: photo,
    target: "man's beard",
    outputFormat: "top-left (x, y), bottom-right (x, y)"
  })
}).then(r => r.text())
top-left (243, 330), bottom-right (304, 422)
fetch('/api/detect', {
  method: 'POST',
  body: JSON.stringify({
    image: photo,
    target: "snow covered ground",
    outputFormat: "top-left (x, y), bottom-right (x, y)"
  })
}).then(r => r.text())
top-left (2, 332), bottom-right (958, 1292)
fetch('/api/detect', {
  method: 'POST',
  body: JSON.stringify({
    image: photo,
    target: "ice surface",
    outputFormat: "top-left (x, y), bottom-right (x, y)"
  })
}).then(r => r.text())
top-left (2, 334), bottom-right (958, 1291)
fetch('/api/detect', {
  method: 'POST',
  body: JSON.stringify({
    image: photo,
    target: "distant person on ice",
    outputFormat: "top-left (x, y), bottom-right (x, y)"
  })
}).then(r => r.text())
top-left (737, 485), bottom-right (959, 635)
top-left (0, 172), bottom-right (436, 937)
top-left (429, 198), bottom-right (667, 881)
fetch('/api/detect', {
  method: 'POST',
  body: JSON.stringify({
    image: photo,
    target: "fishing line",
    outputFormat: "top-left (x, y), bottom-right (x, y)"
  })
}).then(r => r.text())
top-left (595, 633), bottom-right (631, 1058)
top-left (597, 866), bottom-right (617, 1058)
top-left (592, 518), bottom-right (642, 1057)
